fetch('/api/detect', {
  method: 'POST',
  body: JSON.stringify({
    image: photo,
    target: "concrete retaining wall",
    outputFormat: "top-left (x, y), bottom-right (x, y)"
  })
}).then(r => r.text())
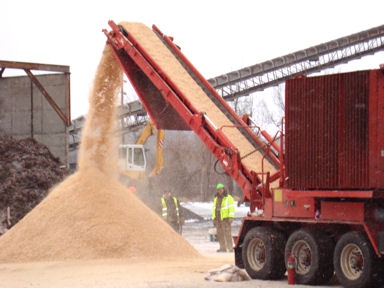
top-left (0, 74), bottom-right (68, 165)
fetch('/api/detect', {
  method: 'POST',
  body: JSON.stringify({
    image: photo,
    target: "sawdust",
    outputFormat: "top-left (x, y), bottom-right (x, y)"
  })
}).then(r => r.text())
top-left (119, 22), bottom-right (277, 175)
top-left (0, 38), bottom-right (201, 263)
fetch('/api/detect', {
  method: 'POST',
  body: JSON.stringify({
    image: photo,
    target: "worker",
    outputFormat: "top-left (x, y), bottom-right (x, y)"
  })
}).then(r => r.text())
top-left (161, 189), bottom-right (185, 234)
top-left (212, 183), bottom-right (235, 252)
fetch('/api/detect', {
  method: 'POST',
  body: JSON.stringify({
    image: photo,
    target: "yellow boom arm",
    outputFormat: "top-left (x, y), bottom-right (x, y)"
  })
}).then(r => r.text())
top-left (136, 120), bottom-right (164, 177)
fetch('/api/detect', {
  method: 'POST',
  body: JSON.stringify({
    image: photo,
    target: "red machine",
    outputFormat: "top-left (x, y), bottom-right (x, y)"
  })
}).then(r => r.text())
top-left (104, 21), bottom-right (384, 287)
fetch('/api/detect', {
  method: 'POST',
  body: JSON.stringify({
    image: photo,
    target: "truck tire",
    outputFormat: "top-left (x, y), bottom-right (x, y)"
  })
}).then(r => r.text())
top-left (284, 229), bottom-right (334, 285)
top-left (334, 231), bottom-right (381, 288)
top-left (242, 226), bottom-right (286, 280)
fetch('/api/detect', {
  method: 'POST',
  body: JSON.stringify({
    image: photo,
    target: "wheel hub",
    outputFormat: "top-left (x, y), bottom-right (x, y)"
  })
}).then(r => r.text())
top-left (292, 240), bottom-right (312, 275)
top-left (248, 238), bottom-right (266, 270)
top-left (341, 244), bottom-right (364, 280)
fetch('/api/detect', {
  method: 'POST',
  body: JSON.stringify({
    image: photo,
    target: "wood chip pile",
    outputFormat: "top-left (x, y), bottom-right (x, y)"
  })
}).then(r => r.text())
top-left (0, 30), bottom-right (201, 263)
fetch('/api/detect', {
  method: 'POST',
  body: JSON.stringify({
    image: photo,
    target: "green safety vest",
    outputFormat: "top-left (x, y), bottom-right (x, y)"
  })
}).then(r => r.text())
top-left (212, 194), bottom-right (235, 220)
top-left (161, 196), bottom-right (180, 220)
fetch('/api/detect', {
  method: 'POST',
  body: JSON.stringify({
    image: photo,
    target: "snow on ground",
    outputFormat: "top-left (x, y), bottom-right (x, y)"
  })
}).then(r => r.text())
top-left (180, 202), bottom-right (250, 254)
top-left (181, 201), bottom-right (249, 221)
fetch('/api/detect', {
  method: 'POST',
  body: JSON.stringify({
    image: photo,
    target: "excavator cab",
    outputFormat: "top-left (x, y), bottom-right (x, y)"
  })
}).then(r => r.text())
top-left (117, 119), bottom-right (164, 184)
top-left (118, 144), bottom-right (147, 184)
top-left (118, 144), bottom-right (146, 171)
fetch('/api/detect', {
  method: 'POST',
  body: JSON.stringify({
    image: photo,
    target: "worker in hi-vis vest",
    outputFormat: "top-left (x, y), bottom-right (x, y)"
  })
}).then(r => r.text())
top-left (212, 183), bottom-right (235, 252)
top-left (161, 189), bottom-right (184, 234)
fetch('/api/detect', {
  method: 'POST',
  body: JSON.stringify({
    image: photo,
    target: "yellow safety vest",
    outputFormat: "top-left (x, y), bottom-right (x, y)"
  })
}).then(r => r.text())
top-left (212, 194), bottom-right (235, 220)
top-left (161, 196), bottom-right (180, 220)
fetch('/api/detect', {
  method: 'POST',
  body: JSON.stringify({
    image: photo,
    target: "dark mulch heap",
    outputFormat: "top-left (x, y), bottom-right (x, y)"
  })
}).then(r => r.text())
top-left (0, 135), bottom-right (70, 233)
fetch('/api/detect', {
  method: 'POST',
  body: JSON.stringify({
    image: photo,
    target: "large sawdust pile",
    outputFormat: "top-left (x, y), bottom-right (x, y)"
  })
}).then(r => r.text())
top-left (0, 30), bottom-right (201, 262)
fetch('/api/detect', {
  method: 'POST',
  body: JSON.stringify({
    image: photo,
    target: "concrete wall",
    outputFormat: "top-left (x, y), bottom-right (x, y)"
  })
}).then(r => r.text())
top-left (0, 74), bottom-right (68, 165)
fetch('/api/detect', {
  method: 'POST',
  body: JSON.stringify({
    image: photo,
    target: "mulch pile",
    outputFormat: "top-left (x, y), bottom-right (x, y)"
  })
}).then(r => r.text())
top-left (0, 135), bottom-right (69, 234)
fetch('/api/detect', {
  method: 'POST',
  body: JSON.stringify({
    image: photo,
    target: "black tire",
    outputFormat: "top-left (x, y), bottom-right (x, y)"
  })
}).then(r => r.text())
top-left (334, 231), bottom-right (380, 288)
top-left (284, 229), bottom-right (335, 285)
top-left (242, 226), bottom-right (286, 280)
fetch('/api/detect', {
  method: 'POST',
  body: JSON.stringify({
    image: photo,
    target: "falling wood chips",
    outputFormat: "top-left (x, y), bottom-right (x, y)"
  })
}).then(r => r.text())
top-left (0, 35), bottom-right (201, 263)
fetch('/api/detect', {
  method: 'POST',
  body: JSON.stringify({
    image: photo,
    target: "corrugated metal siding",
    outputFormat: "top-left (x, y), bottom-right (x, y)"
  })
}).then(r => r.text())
top-left (285, 74), bottom-right (339, 189)
top-left (338, 72), bottom-right (369, 188)
top-left (285, 70), bottom-right (380, 189)
top-left (369, 70), bottom-right (384, 187)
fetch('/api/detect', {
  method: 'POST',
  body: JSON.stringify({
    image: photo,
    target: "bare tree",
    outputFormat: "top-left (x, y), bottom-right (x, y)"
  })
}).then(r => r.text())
top-left (231, 95), bottom-right (254, 117)
top-left (249, 85), bottom-right (285, 134)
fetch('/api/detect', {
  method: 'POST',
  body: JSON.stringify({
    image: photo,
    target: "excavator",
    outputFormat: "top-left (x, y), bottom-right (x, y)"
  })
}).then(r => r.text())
top-left (118, 119), bottom-right (165, 182)
top-left (135, 119), bottom-right (165, 177)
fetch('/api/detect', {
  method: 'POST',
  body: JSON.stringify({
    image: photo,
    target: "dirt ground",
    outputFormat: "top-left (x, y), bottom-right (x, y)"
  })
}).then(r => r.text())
top-left (0, 221), bottom-right (342, 288)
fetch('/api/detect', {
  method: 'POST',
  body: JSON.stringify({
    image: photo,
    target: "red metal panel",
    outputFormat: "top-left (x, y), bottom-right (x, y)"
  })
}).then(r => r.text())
top-left (285, 69), bottom-right (384, 189)
top-left (321, 201), bottom-right (364, 222)
top-left (338, 71), bottom-right (369, 188)
top-left (272, 189), bottom-right (315, 218)
top-left (285, 74), bottom-right (339, 189)
top-left (369, 70), bottom-right (384, 187)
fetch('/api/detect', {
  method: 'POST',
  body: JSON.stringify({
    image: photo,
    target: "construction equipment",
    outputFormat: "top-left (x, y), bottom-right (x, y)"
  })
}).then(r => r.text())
top-left (104, 21), bottom-right (384, 287)
top-left (118, 143), bottom-right (146, 183)
top-left (118, 119), bottom-right (164, 181)
top-left (118, 144), bottom-right (146, 171)
top-left (135, 119), bottom-right (165, 177)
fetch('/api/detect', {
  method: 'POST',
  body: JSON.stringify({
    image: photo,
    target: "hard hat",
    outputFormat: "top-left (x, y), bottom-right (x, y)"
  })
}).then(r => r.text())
top-left (128, 186), bottom-right (136, 193)
top-left (216, 183), bottom-right (224, 190)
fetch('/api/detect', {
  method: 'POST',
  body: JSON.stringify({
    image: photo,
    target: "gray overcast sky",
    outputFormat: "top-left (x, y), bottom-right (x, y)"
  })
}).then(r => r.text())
top-left (2, 0), bottom-right (384, 119)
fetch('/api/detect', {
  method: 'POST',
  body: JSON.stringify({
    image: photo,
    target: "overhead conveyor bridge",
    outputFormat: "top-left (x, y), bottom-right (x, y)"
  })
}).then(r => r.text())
top-left (208, 24), bottom-right (384, 100)
top-left (104, 21), bottom-right (281, 206)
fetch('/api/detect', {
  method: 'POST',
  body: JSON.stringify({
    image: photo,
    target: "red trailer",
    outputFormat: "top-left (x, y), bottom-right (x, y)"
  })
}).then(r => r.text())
top-left (104, 21), bottom-right (384, 287)
top-left (235, 69), bottom-right (384, 287)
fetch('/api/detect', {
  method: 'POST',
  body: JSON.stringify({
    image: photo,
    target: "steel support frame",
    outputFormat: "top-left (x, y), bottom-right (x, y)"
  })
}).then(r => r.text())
top-left (104, 21), bottom-right (264, 203)
top-left (0, 60), bottom-right (71, 127)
